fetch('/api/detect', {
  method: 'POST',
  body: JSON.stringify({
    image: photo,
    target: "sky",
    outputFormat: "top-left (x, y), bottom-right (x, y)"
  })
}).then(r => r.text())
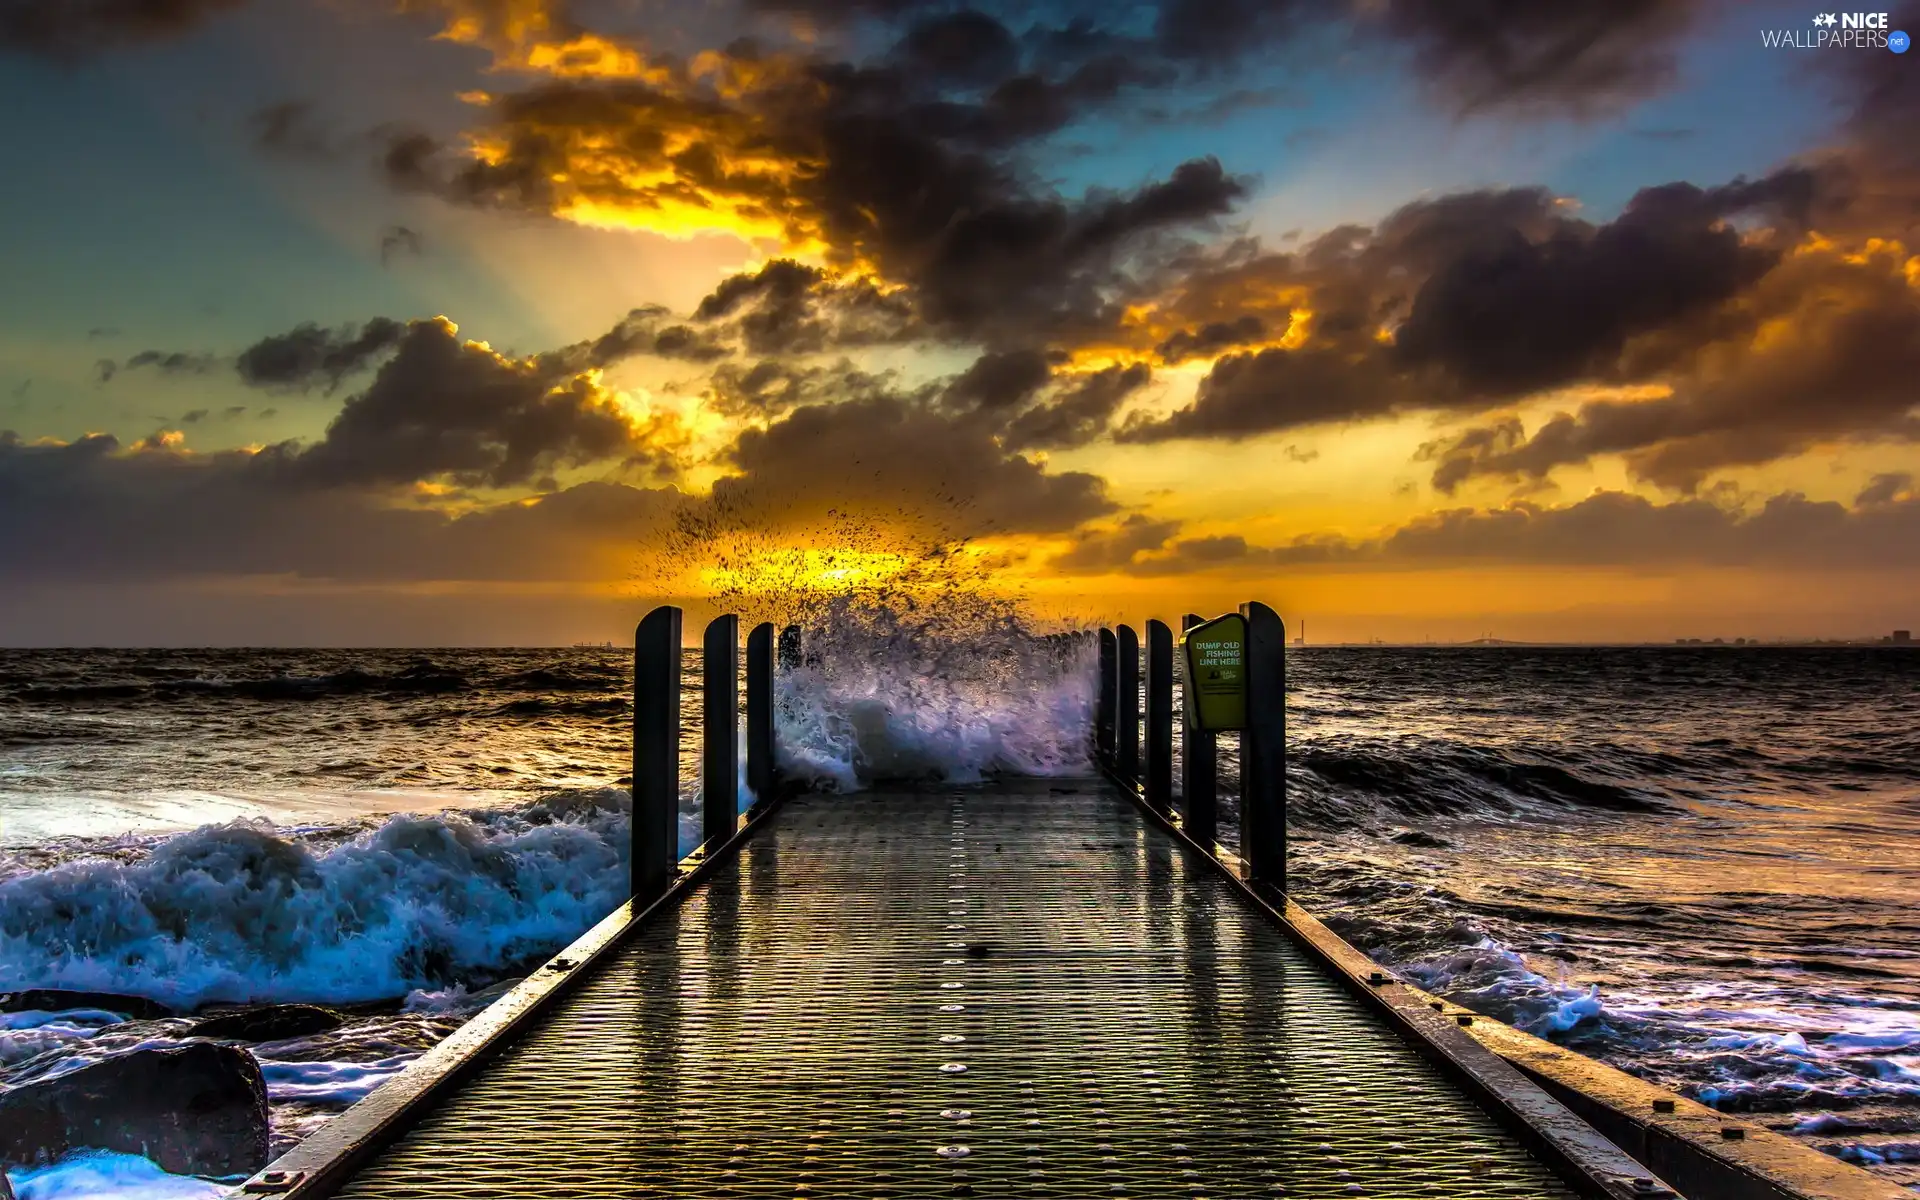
top-left (0, 0), bottom-right (1916, 645)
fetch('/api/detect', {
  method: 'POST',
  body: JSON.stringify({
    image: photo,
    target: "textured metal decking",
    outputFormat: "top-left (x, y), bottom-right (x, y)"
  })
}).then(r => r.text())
top-left (332, 780), bottom-right (1582, 1198)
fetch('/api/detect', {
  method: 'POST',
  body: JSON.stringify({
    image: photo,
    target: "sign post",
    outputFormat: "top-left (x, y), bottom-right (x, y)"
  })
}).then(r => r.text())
top-left (1180, 613), bottom-right (1248, 732)
top-left (1239, 601), bottom-right (1286, 893)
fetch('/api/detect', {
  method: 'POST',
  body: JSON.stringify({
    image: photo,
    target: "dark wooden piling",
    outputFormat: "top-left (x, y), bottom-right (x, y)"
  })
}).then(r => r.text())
top-left (1181, 612), bottom-right (1218, 847)
top-left (746, 622), bottom-right (774, 805)
top-left (1097, 627), bottom-right (1117, 765)
top-left (1239, 600), bottom-right (1287, 892)
top-left (1116, 624), bottom-right (1140, 785)
top-left (1145, 619), bottom-right (1174, 812)
top-left (702, 614), bottom-right (739, 851)
top-left (632, 605), bottom-right (683, 901)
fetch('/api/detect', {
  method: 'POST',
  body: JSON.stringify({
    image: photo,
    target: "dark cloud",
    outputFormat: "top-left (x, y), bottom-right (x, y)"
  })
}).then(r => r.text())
top-left (0, 0), bottom-right (246, 58)
top-left (1155, 315), bottom-right (1265, 364)
top-left (1369, 0), bottom-right (1707, 116)
top-left (379, 225), bottom-right (424, 266)
top-left (1856, 472), bottom-right (1913, 508)
top-left (1393, 172), bottom-right (1815, 396)
top-left (751, 0), bottom-right (1690, 115)
top-left (0, 430), bottom-right (679, 585)
top-left (1802, 4), bottom-right (1920, 248)
top-left (368, 3), bottom-right (1259, 347)
top-left (566, 306), bottom-right (732, 366)
top-left (97, 350), bottom-right (221, 382)
top-left (941, 349), bottom-right (1053, 413)
top-left (713, 390), bottom-right (1117, 536)
top-left (289, 316), bottom-right (677, 489)
top-left (1003, 362), bottom-right (1150, 451)
top-left (1367, 491), bottom-right (1920, 570)
top-left (897, 9), bottom-right (1020, 85)
top-left (1121, 167), bottom-right (1841, 449)
top-left (1054, 489), bottom-right (1920, 575)
top-left (1421, 238), bottom-right (1920, 491)
top-left (691, 260), bottom-right (918, 354)
top-left (1051, 513), bottom-right (1182, 573)
top-left (236, 318), bottom-right (408, 390)
top-left (1119, 344), bottom-right (1431, 442)
top-left (702, 358), bottom-right (899, 418)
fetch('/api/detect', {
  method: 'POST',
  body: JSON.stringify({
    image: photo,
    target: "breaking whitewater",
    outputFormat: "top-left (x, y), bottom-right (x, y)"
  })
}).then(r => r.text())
top-left (3, 634), bottom-right (1918, 1196)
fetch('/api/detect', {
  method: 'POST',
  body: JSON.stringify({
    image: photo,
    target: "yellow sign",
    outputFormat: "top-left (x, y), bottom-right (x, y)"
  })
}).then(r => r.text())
top-left (1181, 613), bottom-right (1247, 731)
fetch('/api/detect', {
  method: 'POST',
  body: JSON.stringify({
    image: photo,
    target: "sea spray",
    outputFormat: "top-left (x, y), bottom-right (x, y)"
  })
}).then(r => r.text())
top-left (655, 507), bottom-right (1099, 789)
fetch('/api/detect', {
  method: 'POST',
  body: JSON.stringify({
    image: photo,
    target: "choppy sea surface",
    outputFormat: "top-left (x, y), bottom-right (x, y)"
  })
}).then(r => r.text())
top-left (1, 645), bottom-right (1916, 1195)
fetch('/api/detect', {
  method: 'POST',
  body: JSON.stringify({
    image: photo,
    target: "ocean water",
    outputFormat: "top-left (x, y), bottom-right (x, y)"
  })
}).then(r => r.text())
top-left (1, 643), bottom-right (1916, 1193)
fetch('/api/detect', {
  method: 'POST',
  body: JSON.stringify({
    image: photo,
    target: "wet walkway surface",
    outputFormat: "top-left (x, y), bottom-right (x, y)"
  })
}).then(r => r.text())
top-left (333, 780), bottom-right (1580, 1198)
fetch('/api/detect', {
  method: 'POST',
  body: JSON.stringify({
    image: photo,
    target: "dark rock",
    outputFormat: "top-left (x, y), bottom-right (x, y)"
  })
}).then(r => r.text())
top-left (0, 990), bottom-right (175, 1021)
top-left (0, 1043), bottom-right (269, 1177)
top-left (189, 1003), bottom-right (344, 1043)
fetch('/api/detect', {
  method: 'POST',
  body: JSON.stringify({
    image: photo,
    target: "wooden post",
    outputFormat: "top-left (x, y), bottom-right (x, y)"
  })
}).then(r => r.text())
top-left (1145, 619), bottom-right (1174, 812)
top-left (1239, 600), bottom-right (1287, 892)
top-left (746, 622), bottom-right (774, 806)
top-left (1181, 613), bottom-right (1218, 847)
top-left (703, 614), bottom-right (739, 852)
top-left (1116, 624), bottom-right (1140, 784)
top-left (632, 605), bottom-right (682, 901)
top-left (1097, 627), bottom-right (1117, 765)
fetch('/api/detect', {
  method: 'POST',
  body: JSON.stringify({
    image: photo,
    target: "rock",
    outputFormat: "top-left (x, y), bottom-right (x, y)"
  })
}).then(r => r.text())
top-left (189, 1004), bottom-right (344, 1043)
top-left (0, 990), bottom-right (174, 1022)
top-left (0, 1043), bottom-right (269, 1177)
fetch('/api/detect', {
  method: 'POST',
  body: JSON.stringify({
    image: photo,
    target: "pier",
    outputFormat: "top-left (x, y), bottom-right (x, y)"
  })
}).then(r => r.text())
top-left (235, 605), bottom-right (1907, 1200)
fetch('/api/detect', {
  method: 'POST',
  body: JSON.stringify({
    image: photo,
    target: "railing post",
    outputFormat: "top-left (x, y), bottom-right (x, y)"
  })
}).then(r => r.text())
top-left (1116, 624), bottom-right (1140, 784)
top-left (1239, 600), bottom-right (1287, 892)
top-left (1145, 619), bottom-right (1173, 812)
top-left (1096, 627), bottom-right (1117, 765)
top-left (746, 622), bottom-right (775, 806)
top-left (632, 605), bottom-right (682, 901)
top-left (1181, 613), bottom-right (1217, 847)
top-left (703, 614), bottom-right (739, 852)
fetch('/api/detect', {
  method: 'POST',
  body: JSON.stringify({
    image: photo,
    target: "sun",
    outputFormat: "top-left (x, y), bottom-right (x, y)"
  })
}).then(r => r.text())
top-left (700, 547), bottom-right (915, 596)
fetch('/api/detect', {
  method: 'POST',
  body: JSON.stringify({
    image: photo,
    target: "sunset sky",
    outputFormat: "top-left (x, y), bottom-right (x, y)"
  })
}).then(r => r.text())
top-left (1, 0), bottom-right (1916, 644)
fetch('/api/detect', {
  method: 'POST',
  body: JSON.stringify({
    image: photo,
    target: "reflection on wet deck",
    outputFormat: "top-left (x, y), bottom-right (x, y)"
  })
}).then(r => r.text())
top-left (330, 781), bottom-right (1579, 1198)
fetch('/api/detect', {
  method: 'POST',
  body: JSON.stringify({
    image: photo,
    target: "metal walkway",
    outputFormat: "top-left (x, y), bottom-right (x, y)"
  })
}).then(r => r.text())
top-left (323, 780), bottom-right (1580, 1199)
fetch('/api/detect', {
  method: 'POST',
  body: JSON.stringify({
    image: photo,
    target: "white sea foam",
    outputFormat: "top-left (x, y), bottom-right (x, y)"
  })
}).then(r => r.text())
top-left (772, 599), bottom-right (1094, 790)
top-left (0, 790), bottom-right (635, 1009)
top-left (260, 1055), bottom-right (414, 1105)
top-left (5, 1153), bottom-right (227, 1200)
